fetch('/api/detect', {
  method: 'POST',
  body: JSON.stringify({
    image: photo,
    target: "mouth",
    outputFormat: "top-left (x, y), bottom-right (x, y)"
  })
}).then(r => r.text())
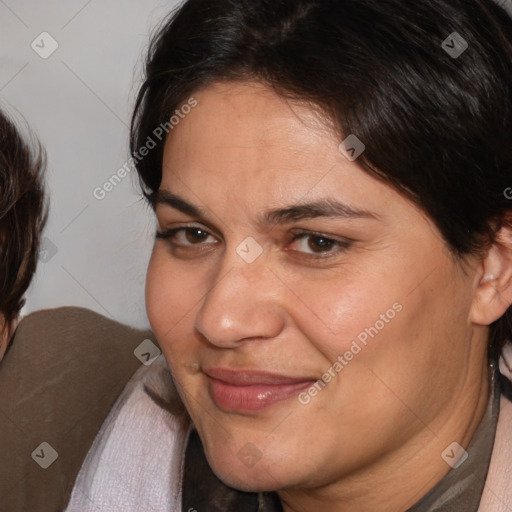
top-left (204, 368), bottom-right (317, 413)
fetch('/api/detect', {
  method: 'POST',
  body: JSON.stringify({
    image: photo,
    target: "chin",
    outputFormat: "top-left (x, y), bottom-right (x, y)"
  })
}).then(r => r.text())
top-left (204, 445), bottom-right (298, 493)
top-left (214, 463), bottom-right (287, 493)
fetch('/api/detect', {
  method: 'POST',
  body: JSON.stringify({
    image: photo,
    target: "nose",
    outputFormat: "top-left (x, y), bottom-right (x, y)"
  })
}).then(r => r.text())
top-left (194, 256), bottom-right (285, 348)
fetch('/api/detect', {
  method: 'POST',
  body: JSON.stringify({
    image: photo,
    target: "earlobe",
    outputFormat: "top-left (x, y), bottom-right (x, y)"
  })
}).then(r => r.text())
top-left (470, 227), bottom-right (512, 326)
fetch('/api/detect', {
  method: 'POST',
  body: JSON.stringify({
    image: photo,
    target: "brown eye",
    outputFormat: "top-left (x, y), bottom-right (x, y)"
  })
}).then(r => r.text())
top-left (185, 228), bottom-right (209, 244)
top-left (156, 226), bottom-right (217, 247)
top-left (308, 236), bottom-right (336, 253)
top-left (286, 232), bottom-right (352, 258)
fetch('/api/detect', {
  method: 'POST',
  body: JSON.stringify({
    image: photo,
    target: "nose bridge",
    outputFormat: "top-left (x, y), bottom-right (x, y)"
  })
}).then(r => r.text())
top-left (195, 249), bottom-right (284, 346)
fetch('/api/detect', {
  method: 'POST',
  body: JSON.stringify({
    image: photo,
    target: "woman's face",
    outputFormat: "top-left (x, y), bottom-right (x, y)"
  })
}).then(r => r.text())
top-left (146, 81), bottom-right (485, 494)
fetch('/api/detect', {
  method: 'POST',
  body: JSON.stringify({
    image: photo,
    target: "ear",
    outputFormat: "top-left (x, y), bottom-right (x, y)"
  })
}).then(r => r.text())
top-left (470, 223), bottom-right (512, 326)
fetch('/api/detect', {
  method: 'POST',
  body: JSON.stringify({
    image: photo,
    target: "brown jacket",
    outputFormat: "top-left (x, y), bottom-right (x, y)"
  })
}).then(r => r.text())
top-left (0, 307), bottom-right (154, 512)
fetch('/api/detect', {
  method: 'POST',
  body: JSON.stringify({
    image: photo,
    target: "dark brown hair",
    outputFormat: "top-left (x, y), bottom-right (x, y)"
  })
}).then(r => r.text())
top-left (131, 0), bottom-right (512, 358)
top-left (0, 108), bottom-right (48, 324)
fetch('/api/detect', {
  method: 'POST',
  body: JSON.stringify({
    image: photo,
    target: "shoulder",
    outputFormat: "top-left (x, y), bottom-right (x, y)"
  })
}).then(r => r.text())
top-left (65, 356), bottom-right (191, 512)
top-left (0, 307), bottom-right (156, 512)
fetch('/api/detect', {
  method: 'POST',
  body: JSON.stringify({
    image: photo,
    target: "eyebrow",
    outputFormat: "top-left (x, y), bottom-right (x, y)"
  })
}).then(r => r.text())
top-left (151, 190), bottom-right (202, 217)
top-left (151, 190), bottom-right (379, 226)
top-left (264, 199), bottom-right (378, 225)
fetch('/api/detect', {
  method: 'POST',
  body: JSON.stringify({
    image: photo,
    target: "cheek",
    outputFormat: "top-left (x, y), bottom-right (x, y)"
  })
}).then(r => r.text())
top-left (145, 250), bottom-right (195, 339)
top-left (284, 253), bottom-right (466, 412)
top-left (145, 248), bottom-right (215, 371)
top-left (278, 264), bottom-right (401, 363)
top-left (145, 253), bottom-right (202, 393)
top-left (145, 251), bottom-right (169, 333)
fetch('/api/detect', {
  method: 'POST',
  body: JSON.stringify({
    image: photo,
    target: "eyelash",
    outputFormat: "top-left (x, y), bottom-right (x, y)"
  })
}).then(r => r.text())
top-left (155, 225), bottom-right (353, 260)
top-left (288, 232), bottom-right (352, 259)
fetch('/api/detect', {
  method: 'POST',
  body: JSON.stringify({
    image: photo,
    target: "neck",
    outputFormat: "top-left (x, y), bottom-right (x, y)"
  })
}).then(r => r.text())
top-left (279, 356), bottom-right (490, 512)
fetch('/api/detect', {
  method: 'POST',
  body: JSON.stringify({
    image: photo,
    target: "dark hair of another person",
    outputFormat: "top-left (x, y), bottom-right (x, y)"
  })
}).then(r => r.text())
top-left (0, 109), bottom-right (47, 323)
top-left (130, 0), bottom-right (512, 359)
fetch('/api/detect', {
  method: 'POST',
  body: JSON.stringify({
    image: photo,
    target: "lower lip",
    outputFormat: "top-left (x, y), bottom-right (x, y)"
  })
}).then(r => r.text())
top-left (208, 377), bottom-right (314, 412)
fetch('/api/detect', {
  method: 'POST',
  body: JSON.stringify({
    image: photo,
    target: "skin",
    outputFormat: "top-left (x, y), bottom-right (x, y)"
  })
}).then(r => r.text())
top-left (0, 315), bottom-right (17, 361)
top-left (145, 80), bottom-right (512, 512)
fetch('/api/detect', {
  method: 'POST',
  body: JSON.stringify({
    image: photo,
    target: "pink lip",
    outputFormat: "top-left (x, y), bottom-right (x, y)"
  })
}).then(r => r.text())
top-left (204, 368), bottom-right (316, 412)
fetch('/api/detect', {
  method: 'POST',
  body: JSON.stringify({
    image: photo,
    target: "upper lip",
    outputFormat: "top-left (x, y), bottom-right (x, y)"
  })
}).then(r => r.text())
top-left (204, 368), bottom-right (317, 386)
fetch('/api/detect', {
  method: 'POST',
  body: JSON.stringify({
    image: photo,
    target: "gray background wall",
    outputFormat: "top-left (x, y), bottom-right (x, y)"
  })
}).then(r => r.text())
top-left (0, 0), bottom-right (181, 328)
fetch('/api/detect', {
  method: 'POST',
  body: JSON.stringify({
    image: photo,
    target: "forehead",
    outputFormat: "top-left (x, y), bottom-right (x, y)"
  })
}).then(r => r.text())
top-left (163, 81), bottom-right (334, 176)
top-left (159, 81), bottom-right (416, 225)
